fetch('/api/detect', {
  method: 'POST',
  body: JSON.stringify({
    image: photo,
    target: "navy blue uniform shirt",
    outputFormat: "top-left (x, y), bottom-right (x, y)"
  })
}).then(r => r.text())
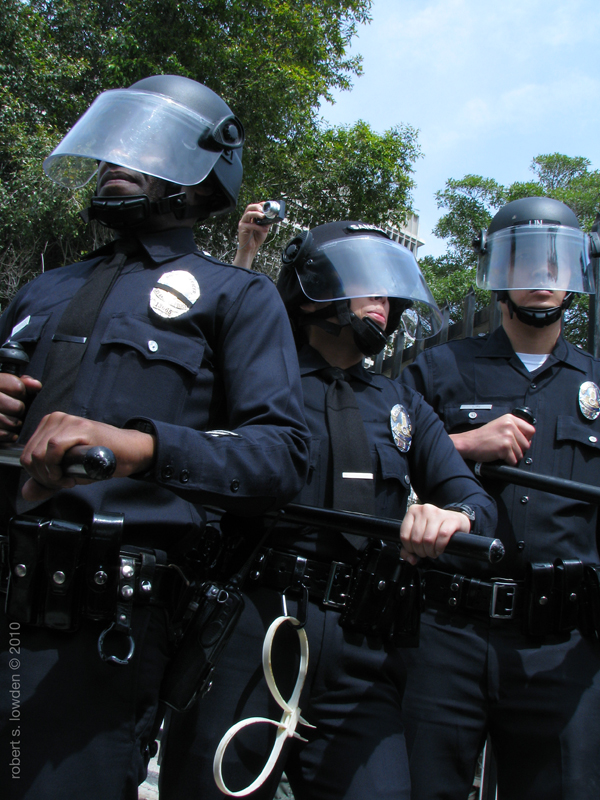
top-left (274, 345), bottom-right (497, 562)
top-left (0, 228), bottom-right (310, 547)
top-left (402, 325), bottom-right (600, 577)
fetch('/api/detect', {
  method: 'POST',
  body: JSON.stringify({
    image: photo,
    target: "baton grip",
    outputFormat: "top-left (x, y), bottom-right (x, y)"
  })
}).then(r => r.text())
top-left (0, 444), bottom-right (117, 481)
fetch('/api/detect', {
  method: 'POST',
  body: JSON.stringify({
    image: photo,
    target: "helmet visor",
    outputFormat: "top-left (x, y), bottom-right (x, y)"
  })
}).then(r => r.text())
top-left (297, 236), bottom-right (443, 337)
top-left (43, 89), bottom-right (224, 189)
top-left (477, 225), bottom-right (594, 294)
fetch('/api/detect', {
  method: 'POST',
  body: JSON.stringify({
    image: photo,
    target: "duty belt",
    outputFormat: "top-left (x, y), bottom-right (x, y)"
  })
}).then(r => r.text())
top-left (247, 542), bottom-right (421, 645)
top-left (423, 560), bottom-right (600, 639)
top-left (1, 514), bottom-right (189, 664)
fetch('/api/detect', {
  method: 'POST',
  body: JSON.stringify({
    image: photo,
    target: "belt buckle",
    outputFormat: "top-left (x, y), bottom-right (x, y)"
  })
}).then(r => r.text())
top-left (490, 579), bottom-right (518, 619)
top-left (323, 561), bottom-right (353, 610)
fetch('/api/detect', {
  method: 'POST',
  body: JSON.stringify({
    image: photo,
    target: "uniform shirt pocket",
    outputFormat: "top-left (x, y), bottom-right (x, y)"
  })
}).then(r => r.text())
top-left (95, 314), bottom-right (205, 423)
top-left (555, 415), bottom-right (600, 482)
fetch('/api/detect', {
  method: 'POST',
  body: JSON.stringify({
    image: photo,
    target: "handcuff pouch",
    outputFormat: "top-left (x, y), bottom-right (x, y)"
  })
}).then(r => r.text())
top-left (161, 580), bottom-right (245, 712)
top-left (523, 562), bottom-right (554, 637)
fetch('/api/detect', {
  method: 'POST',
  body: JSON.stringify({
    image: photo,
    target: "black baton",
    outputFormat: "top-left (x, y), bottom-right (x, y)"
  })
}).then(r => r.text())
top-left (267, 503), bottom-right (505, 564)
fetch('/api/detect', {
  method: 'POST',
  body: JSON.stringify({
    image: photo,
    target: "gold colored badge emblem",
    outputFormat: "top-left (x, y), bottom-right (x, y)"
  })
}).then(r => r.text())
top-left (390, 404), bottom-right (412, 453)
top-left (150, 271), bottom-right (200, 319)
top-left (579, 381), bottom-right (600, 421)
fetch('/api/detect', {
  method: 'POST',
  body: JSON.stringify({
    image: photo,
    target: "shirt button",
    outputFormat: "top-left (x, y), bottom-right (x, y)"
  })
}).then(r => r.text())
top-left (517, 541), bottom-right (525, 551)
top-left (524, 457), bottom-right (533, 465)
top-left (148, 340), bottom-right (158, 353)
top-left (162, 465), bottom-right (174, 480)
top-left (589, 436), bottom-right (598, 444)
top-left (468, 411), bottom-right (477, 419)
top-left (520, 496), bottom-right (529, 504)
top-left (530, 383), bottom-right (537, 389)
top-left (180, 470), bottom-right (190, 483)
top-left (230, 479), bottom-right (240, 492)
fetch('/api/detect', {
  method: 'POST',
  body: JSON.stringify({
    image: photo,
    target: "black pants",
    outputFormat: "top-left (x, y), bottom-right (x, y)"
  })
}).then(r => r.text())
top-left (159, 586), bottom-right (411, 800)
top-left (0, 604), bottom-right (170, 799)
top-left (400, 605), bottom-right (600, 800)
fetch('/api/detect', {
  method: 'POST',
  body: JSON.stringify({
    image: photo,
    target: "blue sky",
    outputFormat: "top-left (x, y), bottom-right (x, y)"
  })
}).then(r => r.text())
top-left (319, 0), bottom-right (600, 257)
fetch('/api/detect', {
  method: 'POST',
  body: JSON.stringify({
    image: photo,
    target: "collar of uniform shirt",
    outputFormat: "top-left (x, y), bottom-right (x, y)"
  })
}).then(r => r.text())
top-left (477, 325), bottom-right (589, 375)
top-left (298, 344), bottom-right (380, 388)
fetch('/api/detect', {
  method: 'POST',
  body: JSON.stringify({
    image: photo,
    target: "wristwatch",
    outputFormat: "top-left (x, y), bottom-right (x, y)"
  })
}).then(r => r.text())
top-left (445, 504), bottom-right (476, 524)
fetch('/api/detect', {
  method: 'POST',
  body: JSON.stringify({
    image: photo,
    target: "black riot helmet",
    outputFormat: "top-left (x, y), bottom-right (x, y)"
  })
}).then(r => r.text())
top-left (43, 74), bottom-right (244, 228)
top-left (277, 221), bottom-right (442, 357)
top-left (474, 197), bottom-right (598, 328)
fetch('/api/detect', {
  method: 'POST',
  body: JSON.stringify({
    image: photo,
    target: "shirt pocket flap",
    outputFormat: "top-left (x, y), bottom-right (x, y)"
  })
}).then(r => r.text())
top-left (445, 405), bottom-right (512, 429)
top-left (376, 441), bottom-right (409, 484)
top-left (556, 415), bottom-right (600, 450)
top-left (101, 314), bottom-right (203, 376)
top-left (9, 315), bottom-right (50, 345)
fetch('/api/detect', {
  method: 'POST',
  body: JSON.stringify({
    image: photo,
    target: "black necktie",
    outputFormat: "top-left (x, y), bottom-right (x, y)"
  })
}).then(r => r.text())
top-left (19, 243), bottom-right (134, 444)
top-left (321, 367), bottom-right (375, 518)
top-left (16, 241), bottom-right (135, 512)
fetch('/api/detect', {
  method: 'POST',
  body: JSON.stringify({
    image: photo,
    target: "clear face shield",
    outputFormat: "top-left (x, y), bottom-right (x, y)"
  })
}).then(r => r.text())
top-left (477, 225), bottom-right (595, 294)
top-left (296, 236), bottom-right (443, 338)
top-left (43, 89), bottom-right (243, 189)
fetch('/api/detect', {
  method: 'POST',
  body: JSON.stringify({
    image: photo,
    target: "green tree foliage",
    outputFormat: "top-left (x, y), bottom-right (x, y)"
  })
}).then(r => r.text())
top-left (420, 154), bottom-right (600, 345)
top-left (0, 0), bottom-right (420, 306)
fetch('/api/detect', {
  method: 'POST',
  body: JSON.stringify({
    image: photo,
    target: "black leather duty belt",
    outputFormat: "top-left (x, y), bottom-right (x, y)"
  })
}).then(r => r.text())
top-left (247, 549), bottom-right (354, 610)
top-left (422, 570), bottom-right (523, 620)
top-left (246, 544), bottom-right (422, 644)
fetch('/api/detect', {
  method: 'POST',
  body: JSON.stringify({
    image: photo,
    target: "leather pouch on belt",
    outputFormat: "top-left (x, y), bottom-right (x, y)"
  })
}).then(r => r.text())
top-left (42, 518), bottom-right (86, 631)
top-left (582, 565), bottom-right (600, 640)
top-left (523, 562), bottom-right (554, 637)
top-left (6, 516), bottom-right (48, 625)
top-left (554, 558), bottom-right (584, 634)
top-left (340, 543), bottom-right (419, 644)
top-left (85, 514), bottom-right (124, 621)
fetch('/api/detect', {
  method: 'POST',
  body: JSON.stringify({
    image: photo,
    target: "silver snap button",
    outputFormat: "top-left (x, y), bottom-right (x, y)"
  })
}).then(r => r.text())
top-left (589, 435), bottom-right (597, 443)
top-left (520, 496), bottom-right (529, 504)
top-left (15, 564), bottom-right (27, 577)
top-left (121, 585), bottom-right (134, 599)
top-left (53, 571), bottom-right (66, 585)
top-left (121, 564), bottom-right (135, 578)
top-left (468, 411), bottom-right (477, 419)
top-left (148, 340), bottom-right (158, 353)
top-left (525, 457), bottom-right (533, 465)
top-left (94, 570), bottom-right (108, 585)
top-left (140, 580), bottom-right (152, 594)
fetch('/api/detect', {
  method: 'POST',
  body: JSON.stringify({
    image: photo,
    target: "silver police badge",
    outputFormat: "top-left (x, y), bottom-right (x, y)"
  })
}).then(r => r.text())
top-left (390, 404), bottom-right (412, 453)
top-left (579, 381), bottom-right (600, 421)
top-left (150, 271), bottom-right (200, 319)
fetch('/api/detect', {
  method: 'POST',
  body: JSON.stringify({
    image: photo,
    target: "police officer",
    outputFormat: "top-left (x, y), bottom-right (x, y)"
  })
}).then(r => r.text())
top-left (159, 221), bottom-right (497, 800)
top-left (400, 196), bottom-right (600, 800)
top-left (0, 75), bottom-right (310, 799)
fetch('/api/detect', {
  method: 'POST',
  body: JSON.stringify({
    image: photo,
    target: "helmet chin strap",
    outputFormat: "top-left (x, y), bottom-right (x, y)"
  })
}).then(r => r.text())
top-left (300, 300), bottom-right (389, 357)
top-left (80, 192), bottom-right (211, 229)
top-left (497, 291), bottom-right (574, 329)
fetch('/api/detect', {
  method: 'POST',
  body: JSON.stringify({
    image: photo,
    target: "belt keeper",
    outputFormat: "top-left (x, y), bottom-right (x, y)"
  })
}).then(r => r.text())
top-left (137, 551), bottom-right (157, 604)
top-left (291, 556), bottom-right (308, 592)
top-left (524, 562), bottom-right (554, 636)
top-left (554, 558), bottom-right (584, 633)
top-left (447, 573), bottom-right (465, 608)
